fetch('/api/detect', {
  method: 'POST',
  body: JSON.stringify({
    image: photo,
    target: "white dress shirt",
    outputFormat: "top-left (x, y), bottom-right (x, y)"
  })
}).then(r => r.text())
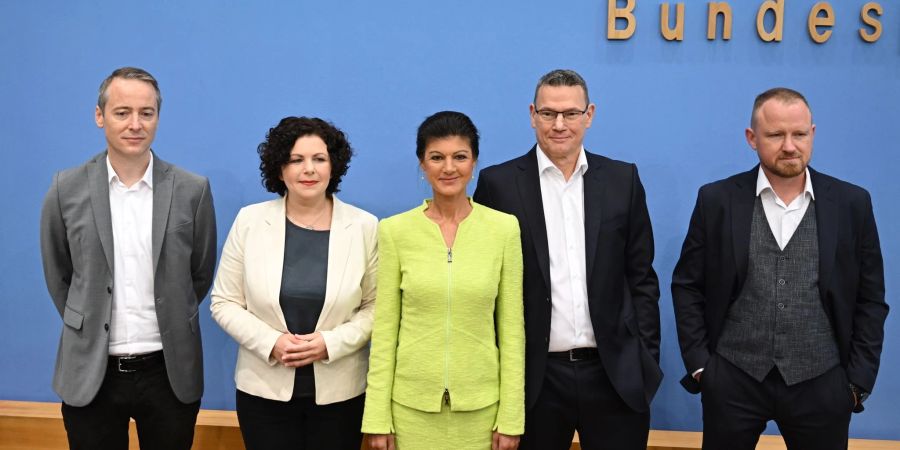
top-left (537, 146), bottom-right (597, 352)
top-left (756, 167), bottom-right (815, 250)
top-left (106, 155), bottom-right (162, 356)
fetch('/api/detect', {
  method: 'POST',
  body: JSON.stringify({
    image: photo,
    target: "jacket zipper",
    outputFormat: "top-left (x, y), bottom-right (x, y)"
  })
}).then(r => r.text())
top-left (443, 247), bottom-right (452, 407)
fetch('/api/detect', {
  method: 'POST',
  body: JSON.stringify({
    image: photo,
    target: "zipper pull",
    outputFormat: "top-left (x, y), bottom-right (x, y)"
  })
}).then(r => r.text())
top-left (443, 389), bottom-right (451, 406)
top-left (447, 248), bottom-right (453, 263)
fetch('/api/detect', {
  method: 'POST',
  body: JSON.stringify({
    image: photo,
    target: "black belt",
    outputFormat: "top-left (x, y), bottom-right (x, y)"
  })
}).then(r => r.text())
top-left (108, 351), bottom-right (164, 373)
top-left (548, 348), bottom-right (599, 362)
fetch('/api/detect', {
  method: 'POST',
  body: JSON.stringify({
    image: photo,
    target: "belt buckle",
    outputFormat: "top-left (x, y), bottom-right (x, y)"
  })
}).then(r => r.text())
top-left (568, 349), bottom-right (578, 362)
top-left (117, 356), bottom-right (136, 373)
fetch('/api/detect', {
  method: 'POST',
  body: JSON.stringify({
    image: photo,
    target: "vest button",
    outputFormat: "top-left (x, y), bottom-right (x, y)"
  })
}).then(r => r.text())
top-left (778, 279), bottom-right (786, 286)
top-left (777, 303), bottom-right (785, 309)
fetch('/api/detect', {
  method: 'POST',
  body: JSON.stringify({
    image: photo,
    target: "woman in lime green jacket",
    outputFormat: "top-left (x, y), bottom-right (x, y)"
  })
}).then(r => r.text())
top-left (363, 111), bottom-right (525, 450)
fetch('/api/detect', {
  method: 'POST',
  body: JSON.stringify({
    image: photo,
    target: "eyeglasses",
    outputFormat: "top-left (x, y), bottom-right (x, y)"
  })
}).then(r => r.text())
top-left (534, 108), bottom-right (588, 123)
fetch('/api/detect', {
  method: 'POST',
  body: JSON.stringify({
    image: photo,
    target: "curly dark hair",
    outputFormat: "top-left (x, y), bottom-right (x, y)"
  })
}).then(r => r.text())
top-left (258, 117), bottom-right (353, 197)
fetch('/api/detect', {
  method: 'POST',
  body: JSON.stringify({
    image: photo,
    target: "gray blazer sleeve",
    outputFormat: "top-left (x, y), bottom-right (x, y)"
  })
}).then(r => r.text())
top-left (190, 178), bottom-right (217, 302)
top-left (40, 172), bottom-right (71, 318)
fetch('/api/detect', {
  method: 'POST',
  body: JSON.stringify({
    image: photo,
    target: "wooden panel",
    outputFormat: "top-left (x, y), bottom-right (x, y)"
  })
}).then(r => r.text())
top-left (2, 401), bottom-right (899, 450)
top-left (0, 401), bottom-right (243, 450)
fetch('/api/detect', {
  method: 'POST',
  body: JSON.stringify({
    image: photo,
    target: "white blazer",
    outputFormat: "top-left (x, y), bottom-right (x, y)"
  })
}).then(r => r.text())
top-left (210, 196), bottom-right (377, 404)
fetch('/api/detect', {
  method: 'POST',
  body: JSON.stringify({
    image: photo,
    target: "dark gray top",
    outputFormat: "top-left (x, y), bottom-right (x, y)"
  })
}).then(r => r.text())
top-left (280, 219), bottom-right (329, 398)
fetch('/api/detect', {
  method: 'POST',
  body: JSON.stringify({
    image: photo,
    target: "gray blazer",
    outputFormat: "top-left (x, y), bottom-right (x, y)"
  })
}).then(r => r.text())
top-left (40, 151), bottom-right (217, 407)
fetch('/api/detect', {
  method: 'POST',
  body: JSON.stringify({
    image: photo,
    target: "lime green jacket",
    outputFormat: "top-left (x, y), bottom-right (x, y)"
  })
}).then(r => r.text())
top-left (362, 200), bottom-right (525, 435)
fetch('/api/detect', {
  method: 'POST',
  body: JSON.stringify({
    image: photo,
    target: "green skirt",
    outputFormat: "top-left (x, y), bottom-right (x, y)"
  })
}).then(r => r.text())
top-left (392, 400), bottom-right (498, 450)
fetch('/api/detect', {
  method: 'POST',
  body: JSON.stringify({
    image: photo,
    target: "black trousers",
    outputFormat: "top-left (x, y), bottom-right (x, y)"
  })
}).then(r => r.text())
top-left (520, 356), bottom-right (650, 450)
top-left (701, 354), bottom-right (853, 450)
top-left (61, 353), bottom-right (200, 450)
top-left (236, 389), bottom-right (364, 450)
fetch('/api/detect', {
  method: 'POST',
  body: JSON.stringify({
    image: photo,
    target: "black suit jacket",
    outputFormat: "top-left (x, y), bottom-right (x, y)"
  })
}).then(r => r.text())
top-left (671, 166), bottom-right (888, 403)
top-left (474, 147), bottom-right (662, 413)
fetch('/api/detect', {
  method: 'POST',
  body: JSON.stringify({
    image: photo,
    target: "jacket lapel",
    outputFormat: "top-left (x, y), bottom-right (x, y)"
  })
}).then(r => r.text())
top-left (265, 198), bottom-right (288, 328)
top-left (810, 168), bottom-right (837, 298)
top-left (730, 167), bottom-right (757, 287)
top-left (151, 154), bottom-right (173, 274)
top-left (516, 148), bottom-right (551, 291)
top-left (582, 152), bottom-right (605, 278)
top-left (318, 197), bottom-right (351, 327)
top-left (87, 152), bottom-right (115, 274)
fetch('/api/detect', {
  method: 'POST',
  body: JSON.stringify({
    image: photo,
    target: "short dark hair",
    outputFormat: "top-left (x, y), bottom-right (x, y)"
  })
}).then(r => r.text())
top-left (416, 111), bottom-right (480, 161)
top-left (98, 67), bottom-right (161, 112)
top-left (751, 87), bottom-right (812, 128)
top-left (533, 69), bottom-right (590, 106)
top-left (258, 117), bottom-right (353, 197)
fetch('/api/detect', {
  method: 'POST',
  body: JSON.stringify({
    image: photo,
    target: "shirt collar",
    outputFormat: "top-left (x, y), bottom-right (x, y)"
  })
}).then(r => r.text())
top-left (107, 153), bottom-right (154, 189)
top-left (535, 144), bottom-right (589, 177)
top-left (755, 166), bottom-right (814, 201)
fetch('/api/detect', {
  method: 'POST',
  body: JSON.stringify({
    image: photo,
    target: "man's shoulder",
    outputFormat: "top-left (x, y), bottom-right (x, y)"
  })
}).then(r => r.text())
top-left (810, 168), bottom-right (871, 200)
top-left (479, 150), bottom-right (534, 178)
top-left (696, 167), bottom-right (757, 195)
top-left (158, 157), bottom-right (209, 186)
top-left (585, 151), bottom-right (631, 169)
top-left (52, 151), bottom-right (106, 186)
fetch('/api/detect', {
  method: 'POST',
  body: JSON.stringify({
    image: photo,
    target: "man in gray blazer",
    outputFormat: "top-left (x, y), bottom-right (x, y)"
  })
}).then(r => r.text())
top-left (40, 67), bottom-right (217, 449)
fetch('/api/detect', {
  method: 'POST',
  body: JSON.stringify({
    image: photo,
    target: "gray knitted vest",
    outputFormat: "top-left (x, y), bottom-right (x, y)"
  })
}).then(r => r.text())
top-left (716, 198), bottom-right (839, 385)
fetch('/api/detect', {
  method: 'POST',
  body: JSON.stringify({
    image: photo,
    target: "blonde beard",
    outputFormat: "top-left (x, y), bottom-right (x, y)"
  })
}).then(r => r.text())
top-left (764, 159), bottom-right (806, 179)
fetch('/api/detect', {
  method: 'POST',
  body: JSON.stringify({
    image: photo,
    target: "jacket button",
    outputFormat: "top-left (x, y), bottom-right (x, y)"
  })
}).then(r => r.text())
top-left (104, 323), bottom-right (109, 332)
top-left (107, 286), bottom-right (112, 294)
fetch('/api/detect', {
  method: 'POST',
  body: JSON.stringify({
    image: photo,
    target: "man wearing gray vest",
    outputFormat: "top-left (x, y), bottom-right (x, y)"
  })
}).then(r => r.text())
top-left (672, 87), bottom-right (888, 450)
top-left (40, 67), bottom-right (217, 449)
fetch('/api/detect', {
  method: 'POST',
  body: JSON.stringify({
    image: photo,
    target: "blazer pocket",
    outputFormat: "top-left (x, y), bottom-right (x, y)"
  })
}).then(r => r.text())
top-left (600, 214), bottom-right (627, 237)
top-left (188, 309), bottom-right (200, 334)
top-left (166, 220), bottom-right (194, 234)
top-left (63, 305), bottom-right (84, 330)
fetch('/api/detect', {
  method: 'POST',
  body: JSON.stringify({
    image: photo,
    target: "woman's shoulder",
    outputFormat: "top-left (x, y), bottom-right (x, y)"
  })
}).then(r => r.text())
top-left (472, 201), bottom-right (520, 231)
top-left (333, 197), bottom-right (378, 228)
top-left (379, 204), bottom-right (426, 229)
top-left (232, 197), bottom-right (283, 223)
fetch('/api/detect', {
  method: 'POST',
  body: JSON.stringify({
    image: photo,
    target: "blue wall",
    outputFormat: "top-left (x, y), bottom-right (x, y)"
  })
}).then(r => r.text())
top-left (2, 0), bottom-right (897, 440)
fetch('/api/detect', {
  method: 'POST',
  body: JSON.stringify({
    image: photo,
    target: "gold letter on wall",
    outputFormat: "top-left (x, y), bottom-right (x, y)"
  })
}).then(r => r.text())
top-left (807, 2), bottom-right (835, 44)
top-left (608, 0), bottom-right (637, 40)
top-left (757, 0), bottom-right (784, 42)
top-left (661, 3), bottom-right (685, 41)
top-left (859, 2), bottom-right (883, 42)
top-left (707, 2), bottom-right (733, 40)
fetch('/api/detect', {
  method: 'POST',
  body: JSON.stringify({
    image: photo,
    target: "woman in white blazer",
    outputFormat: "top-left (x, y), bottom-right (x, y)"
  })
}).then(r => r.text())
top-left (211, 117), bottom-right (377, 450)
